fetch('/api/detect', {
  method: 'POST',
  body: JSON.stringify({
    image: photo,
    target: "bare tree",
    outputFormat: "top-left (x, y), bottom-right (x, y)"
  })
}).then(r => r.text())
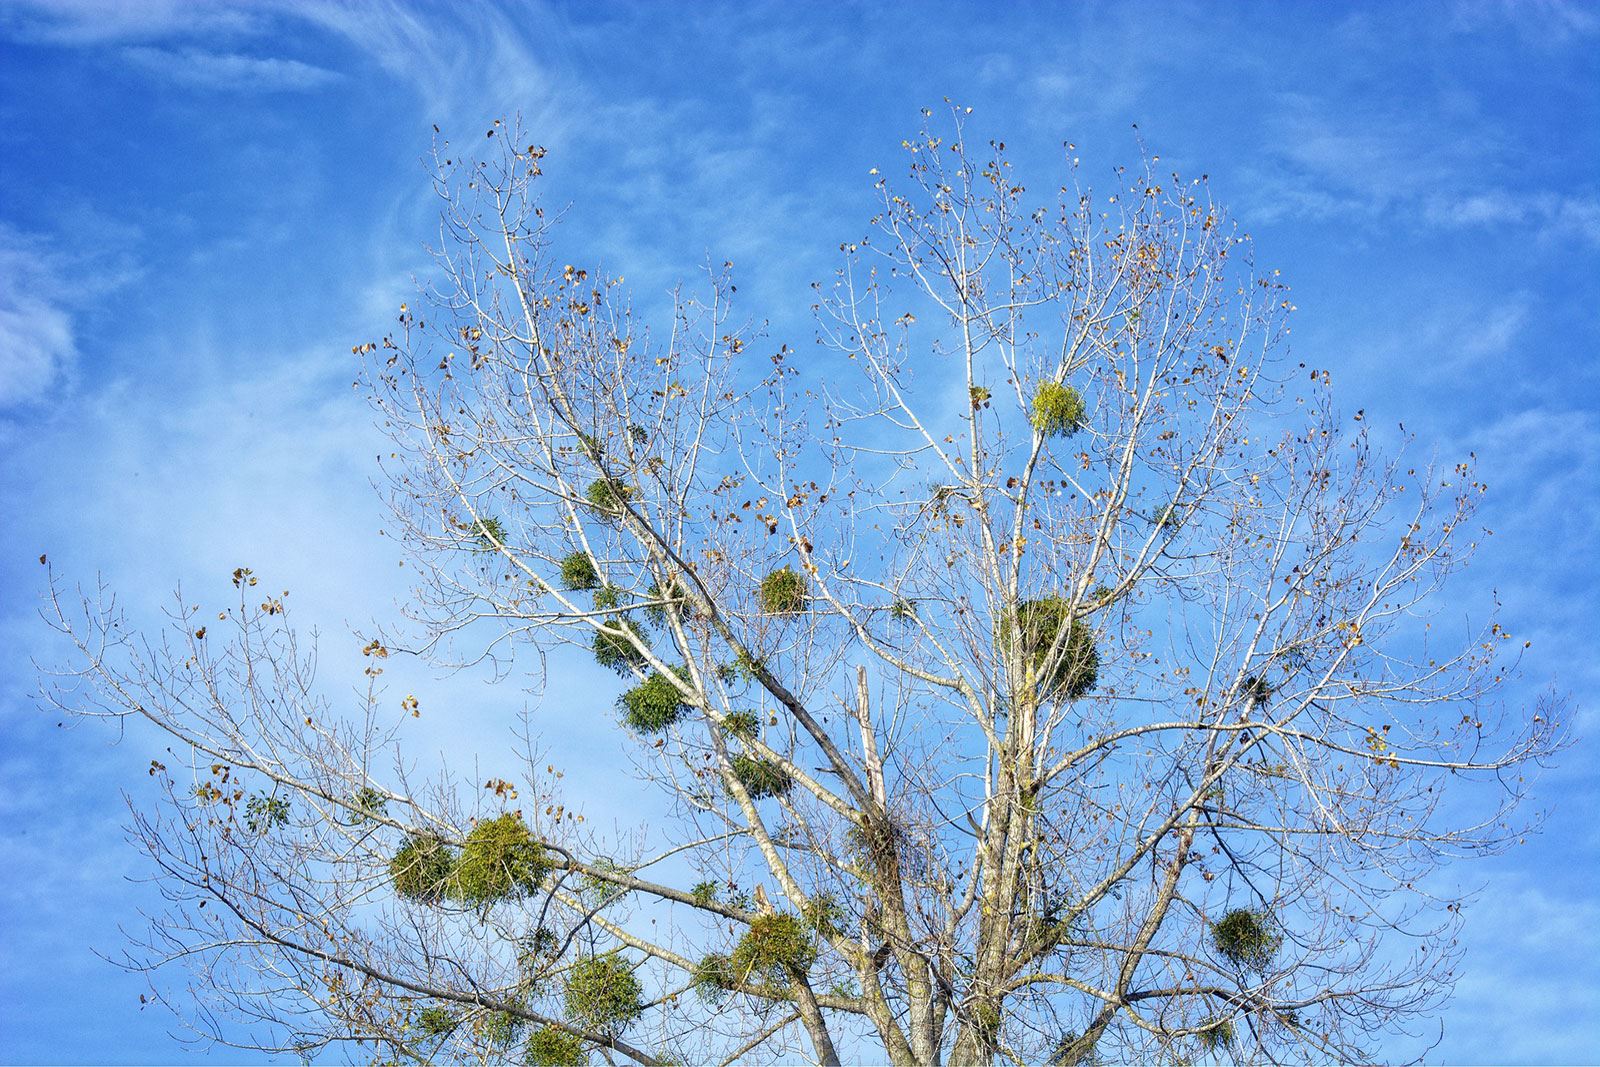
top-left (43, 112), bottom-right (1565, 1066)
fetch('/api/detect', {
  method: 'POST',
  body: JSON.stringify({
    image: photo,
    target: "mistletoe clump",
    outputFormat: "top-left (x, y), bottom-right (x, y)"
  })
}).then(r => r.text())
top-left (1031, 380), bottom-right (1087, 437)
top-left (1199, 1016), bottom-right (1235, 1051)
top-left (578, 858), bottom-right (630, 903)
top-left (845, 813), bottom-right (908, 870)
top-left (346, 786), bottom-right (388, 823)
top-left (390, 834), bottom-right (457, 903)
top-left (801, 894), bottom-right (845, 938)
top-left (1153, 502), bottom-right (1183, 529)
top-left (720, 650), bottom-right (765, 685)
top-left (243, 792), bottom-right (290, 833)
top-left (481, 1008), bottom-right (524, 1047)
top-left (518, 927), bottom-right (561, 979)
top-left (564, 952), bottom-right (644, 1034)
top-left (452, 813), bottom-right (551, 905)
top-left (586, 477), bottom-right (633, 518)
top-left (619, 667), bottom-right (692, 733)
top-left (730, 755), bottom-right (792, 799)
top-left (691, 953), bottom-right (736, 1001)
top-left (720, 710), bottom-right (759, 739)
top-left (526, 1026), bottom-right (586, 1066)
top-left (645, 576), bottom-right (689, 625)
top-left (1243, 675), bottom-right (1273, 707)
top-left (1211, 907), bottom-right (1281, 969)
top-left (1047, 1031), bottom-right (1098, 1066)
top-left (1000, 597), bottom-right (1101, 700)
top-left (559, 552), bottom-right (600, 591)
top-left (471, 515), bottom-right (508, 550)
top-left (758, 566), bottom-right (808, 614)
top-left (592, 619), bottom-right (648, 674)
top-left (732, 913), bottom-right (816, 981)
top-left (417, 1005), bottom-right (458, 1036)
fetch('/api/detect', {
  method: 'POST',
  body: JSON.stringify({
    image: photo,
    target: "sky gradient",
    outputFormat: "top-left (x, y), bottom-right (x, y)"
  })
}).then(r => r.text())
top-left (1, 1), bottom-right (1597, 1062)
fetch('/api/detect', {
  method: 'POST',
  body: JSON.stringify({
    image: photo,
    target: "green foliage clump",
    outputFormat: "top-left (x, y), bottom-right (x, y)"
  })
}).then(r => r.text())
top-left (758, 566), bottom-right (808, 614)
top-left (730, 755), bottom-right (792, 799)
top-left (801, 894), bottom-right (845, 938)
top-left (578, 858), bottom-right (630, 903)
top-left (417, 1005), bottom-right (458, 1036)
top-left (969, 385), bottom-right (991, 409)
top-left (846, 815), bottom-right (902, 868)
top-left (519, 926), bottom-right (562, 978)
top-left (346, 786), bottom-right (388, 824)
top-left (1211, 907), bottom-right (1281, 969)
top-left (1047, 1031), bottom-right (1098, 1066)
top-left (390, 834), bottom-right (457, 903)
top-left (1031, 380), bottom-right (1087, 437)
top-left (526, 1026), bottom-right (586, 1066)
top-left (592, 619), bottom-right (648, 674)
top-left (481, 1008), bottom-right (524, 1047)
top-left (1243, 675), bottom-right (1273, 707)
top-left (690, 880), bottom-right (719, 906)
top-left (644, 577), bottom-right (688, 625)
top-left (559, 553), bottom-right (600, 591)
top-left (453, 813), bottom-right (551, 905)
top-left (691, 953), bottom-right (736, 1001)
top-left (731, 912), bottom-right (816, 981)
top-left (564, 953), bottom-right (644, 1034)
top-left (720, 651), bottom-right (765, 685)
top-left (472, 516), bottom-right (508, 550)
top-left (890, 597), bottom-right (916, 623)
top-left (1199, 1016), bottom-right (1235, 1051)
top-left (1153, 502), bottom-right (1183, 529)
top-left (619, 667), bottom-right (691, 733)
top-left (586, 478), bottom-right (633, 518)
top-left (720, 711), bottom-right (760, 739)
top-left (1000, 597), bottom-right (1100, 700)
top-left (244, 792), bottom-right (289, 833)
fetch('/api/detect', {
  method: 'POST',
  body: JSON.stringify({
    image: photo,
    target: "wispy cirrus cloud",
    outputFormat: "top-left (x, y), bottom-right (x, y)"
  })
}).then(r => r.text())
top-left (1445, 869), bottom-right (1600, 1063)
top-left (1447, 0), bottom-right (1600, 43)
top-left (2, 0), bottom-right (561, 125)
top-left (120, 44), bottom-right (339, 92)
top-left (0, 0), bottom-right (261, 45)
top-left (1243, 97), bottom-right (1600, 245)
top-left (0, 226), bottom-right (75, 410)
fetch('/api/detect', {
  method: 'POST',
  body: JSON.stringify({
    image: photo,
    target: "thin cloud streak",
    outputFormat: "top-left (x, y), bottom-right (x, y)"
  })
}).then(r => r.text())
top-left (0, 226), bottom-right (76, 409)
top-left (120, 45), bottom-right (340, 92)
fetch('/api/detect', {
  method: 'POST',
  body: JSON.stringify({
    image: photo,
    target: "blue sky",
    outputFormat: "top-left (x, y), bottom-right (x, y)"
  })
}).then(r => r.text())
top-left (0, 1), bottom-right (1596, 1062)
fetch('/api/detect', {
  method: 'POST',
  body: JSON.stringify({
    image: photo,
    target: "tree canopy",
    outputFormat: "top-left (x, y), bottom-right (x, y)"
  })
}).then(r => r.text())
top-left (43, 112), bottom-right (1563, 1065)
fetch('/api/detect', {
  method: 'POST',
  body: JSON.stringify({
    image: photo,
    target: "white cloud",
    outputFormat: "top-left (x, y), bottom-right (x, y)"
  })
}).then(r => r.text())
top-left (1423, 190), bottom-right (1600, 246)
top-left (1448, 0), bottom-right (1600, 43)
top-left (2, 0), bottom-right (564, 141)
top-left (282, 0), bottom-right (568, 132)
top-left (120, 44), bottom-right (339, 92)
top-left (1476, 405), bottom-right (1600, 475)
top-left (1443, 872), bottom-right (1600, 1061)
top-left (1458, 298), bottom-right (1530, 358)
top-left (1244, 90), bottom-right (1600, 245)
top-left (0, 0), bottom-right (261, 45)
top-left (0, 228), bottom-right (76, 409)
